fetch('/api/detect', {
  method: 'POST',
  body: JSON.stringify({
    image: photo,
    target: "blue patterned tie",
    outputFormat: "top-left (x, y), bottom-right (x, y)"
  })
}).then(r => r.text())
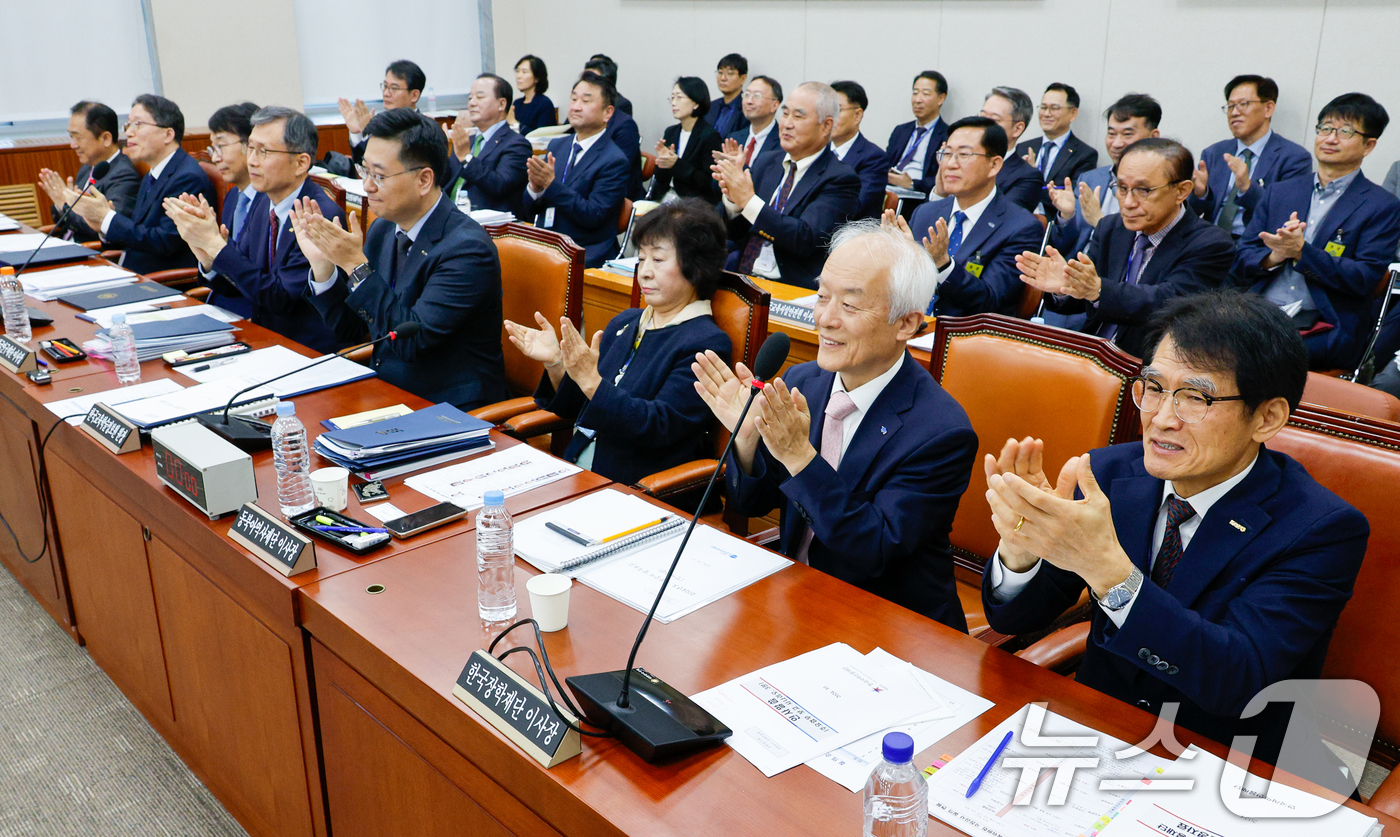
top-left (946, 210), bottom-right (967, 258)
top-left (560, 142), bottom-right (581, 184)
top-left (1151, 495), bottom-right (1196, 587)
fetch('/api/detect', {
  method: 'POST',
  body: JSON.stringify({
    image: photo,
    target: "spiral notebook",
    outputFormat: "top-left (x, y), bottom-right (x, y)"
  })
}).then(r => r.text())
top-left (514, 489), bottom-right (686, 575)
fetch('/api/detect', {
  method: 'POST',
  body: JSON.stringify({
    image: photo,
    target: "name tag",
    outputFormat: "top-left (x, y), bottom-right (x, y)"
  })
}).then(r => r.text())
top-left (543, 208), bottom-right (556, 228)
top-left (754, 243), bottom-right (778, 275)
top-left (1325, 240), bottom-right (1346, 257)
top-left (965, 260), bottom-right (985, 279)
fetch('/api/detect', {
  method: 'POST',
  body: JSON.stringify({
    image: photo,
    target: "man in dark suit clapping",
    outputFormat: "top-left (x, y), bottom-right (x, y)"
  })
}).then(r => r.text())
top-left (1015, 83), bottom-right (1099, 218)
top-left (443, 74), bottom-right (532, 216)
top-left (37, 101), bottom-right (139, 243)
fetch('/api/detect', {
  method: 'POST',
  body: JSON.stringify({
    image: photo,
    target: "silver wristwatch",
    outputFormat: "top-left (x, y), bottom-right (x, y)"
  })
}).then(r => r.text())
top-left (1096, 566), bottom-right (1143, 611)
top-left (347, 262), bottom-right (373, 292)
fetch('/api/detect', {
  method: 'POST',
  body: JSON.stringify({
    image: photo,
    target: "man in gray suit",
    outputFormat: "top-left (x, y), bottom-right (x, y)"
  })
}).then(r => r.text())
top-left (37, 101), bottom-right (140, 242)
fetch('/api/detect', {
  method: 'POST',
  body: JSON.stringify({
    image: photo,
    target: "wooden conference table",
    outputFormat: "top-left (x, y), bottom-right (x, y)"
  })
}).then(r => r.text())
top-left (0, 230), bottom-right (1391, 837)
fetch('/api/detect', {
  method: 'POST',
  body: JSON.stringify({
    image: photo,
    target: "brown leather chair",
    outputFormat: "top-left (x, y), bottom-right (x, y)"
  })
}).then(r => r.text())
top-left (927, 314), bottom-right (1141, 640)
top-left (470, 224), bottom-right (586, 436)
top-left (144, 158), bottom-right (229, 291)
top-left (310, 174), bottom-right (348, 218)
top-left (641, 152), bottom-right (657, 181)
top-left (1302, 371), bottom-right (1400, 423)
top-left (617, 197), bottom-right (634, 235)
top-left (631, 271), bottom-right (770, 531)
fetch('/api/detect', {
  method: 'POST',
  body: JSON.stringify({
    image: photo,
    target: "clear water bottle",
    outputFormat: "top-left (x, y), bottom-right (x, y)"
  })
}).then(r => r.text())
top-left (454, 187), bottom-right (472, 214)
top-left (476, 490), bottom-right (517, 622)
top-left (862, 732), bottom-right (928, 837)
top-left (109, 312), bottom-right (140, 384)
top-left (271, 402), bottom-right (315, 518)
top-left (426, 86), bottom-right (437, 114)
top-left (1, 266), bottom-right (31, 344)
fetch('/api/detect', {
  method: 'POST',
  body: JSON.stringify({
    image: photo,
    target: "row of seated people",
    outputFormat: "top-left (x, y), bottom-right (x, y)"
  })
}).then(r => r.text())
top-left (31, 80), bottom-right (1371, 801)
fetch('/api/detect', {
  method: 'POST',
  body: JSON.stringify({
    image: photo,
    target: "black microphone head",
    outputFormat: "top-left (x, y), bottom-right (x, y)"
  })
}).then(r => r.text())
top-left (91, 160), bottom-right (111, 182)
top-left (752, 332), bottom-right (790, 382)
top-left (390, 321), bottom-right (421, 339)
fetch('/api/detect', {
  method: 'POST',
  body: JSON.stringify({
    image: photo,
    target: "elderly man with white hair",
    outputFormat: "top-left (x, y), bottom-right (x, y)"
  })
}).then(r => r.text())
top-left (712, 81), bottom-right (861, 289)
top-left (693, 219), bottom-right (979, 630)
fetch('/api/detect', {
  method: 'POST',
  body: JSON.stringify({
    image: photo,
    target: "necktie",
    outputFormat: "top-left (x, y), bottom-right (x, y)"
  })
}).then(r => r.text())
top-left (1097, 234), bottom-right (1151, 340)
top-left (1215, 147), bottom-right (1256, 232)
top-left (232, 191), bottom-right (251, 242)
top-left (794, 390), bottom-right (859, 564)
top-left (560, 142), bottom-right (582, 184)
top-left (896, 126), bottom-right (929, 170)
top-left (267, 209), bottom-right (279, 273)
top-left (1037, 140), bottom-right (1053, 175)
top-left (392, 231), bottom-right (411, 289)
top-left (1150, 495), bottom-right (1196, 587)
top-left (946, 210), bottom-right (968, 258)
top-left (744, 137), bottom-right (756, 166)
top-left (470, 134), bottom-right (484, 158)
top-left (736, 162), bottom-right (798, 274)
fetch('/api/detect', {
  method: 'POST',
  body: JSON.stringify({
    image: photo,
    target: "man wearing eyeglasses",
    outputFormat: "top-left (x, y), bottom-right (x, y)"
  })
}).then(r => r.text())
top-left (340, 60), bottom-right (426, 167)
top-left (716, 76), bottom-right (784, 173)
top-left (1188, 75), bottom-right (1312, 239)
top-left (165, 107), bottom-right (349, 354)
top-left (37, 101), bottom-right (139, 243)
top-left (186, 102), bottom-right (259, 319)
top-left (901, 116), bottom-right (1043, 317)
top-left (705, 54), bottom-right (748, 138)
top-left (1015, 84), bottom-right (1099, 218)
top-left (1017, 138), bottom-right (1235, 358)
top-left (981, 291), bottom-right (1366, 797)
top-left (1235, 93), bottom-right (1400, 372)
top-left (64, 94), bottom-right (214, 275)
top-left (294, 108), bottom-right (509, 410)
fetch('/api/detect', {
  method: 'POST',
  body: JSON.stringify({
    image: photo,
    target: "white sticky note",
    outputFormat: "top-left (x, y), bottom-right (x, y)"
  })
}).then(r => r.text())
top-left (364, 503), bottom-right (407, 523)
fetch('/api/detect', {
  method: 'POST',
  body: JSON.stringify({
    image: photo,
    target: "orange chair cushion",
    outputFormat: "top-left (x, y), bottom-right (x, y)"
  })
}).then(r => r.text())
top-left (495, 234), bottom-right (574, 394)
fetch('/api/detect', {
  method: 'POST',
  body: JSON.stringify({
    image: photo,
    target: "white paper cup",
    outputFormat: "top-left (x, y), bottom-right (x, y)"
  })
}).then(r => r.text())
top-left (310, 467), bottom-right (350, 512)
top-left (526, 573), bottom-right (572, 632)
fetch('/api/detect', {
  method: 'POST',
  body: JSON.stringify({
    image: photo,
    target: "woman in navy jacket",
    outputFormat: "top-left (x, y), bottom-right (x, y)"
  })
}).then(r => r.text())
top-left (505, 199), bottom-right (732, 486)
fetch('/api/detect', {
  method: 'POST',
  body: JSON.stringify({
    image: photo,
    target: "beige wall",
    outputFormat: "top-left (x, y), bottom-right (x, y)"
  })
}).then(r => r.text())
top-left (494, 0), bottom-right (1400, 180)
top-left (147, 0), bottom-right (304, 130)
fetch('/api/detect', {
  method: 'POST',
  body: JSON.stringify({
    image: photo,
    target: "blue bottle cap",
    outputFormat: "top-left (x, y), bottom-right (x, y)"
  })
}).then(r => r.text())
top-left (112, 313), bottom-right (126, 324)
top-left (276, 402), bottom-right (296, 417)
top-left (482, 490), bottom-right (505, 507)
top-left (882, 731), bottom-right (915, 763)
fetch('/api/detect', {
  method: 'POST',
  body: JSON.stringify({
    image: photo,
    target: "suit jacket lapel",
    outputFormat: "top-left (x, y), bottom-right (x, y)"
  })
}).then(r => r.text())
top-left (781, 150), bottom-right (831, 213)
top-left (1109, 472), bottom-right (1162, 573)
top-left (835, 355), bottom-right (914, 485)
top-left (397, 198), bottom-right (450, 289)
top-left (1139, 215), bottom-right (1195, 285)
top-left (1309, 175), bottom-right (1372, 244)
top-left (1047, 139), bottom-right (1079, 184)
top-left (953, 194), bottom-right (1005, 259)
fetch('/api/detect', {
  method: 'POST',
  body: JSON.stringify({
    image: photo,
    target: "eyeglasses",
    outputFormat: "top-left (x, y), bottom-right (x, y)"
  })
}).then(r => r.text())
top-left (123, 120), bottom-right (161, 134)
top-left (206, 139), bottom-right (245, 162)
top-left (1129, 377), bottom-right (1245, 424)
top-left (935, 148), bottom-right (992, 163)
top-left (740, 91), bottom-right (773, 101)
top-left (1221, 100), bottom-right (1262, 114)
top-left (716, 69), bottom-right (742, 79)
top-left (1315, 124), bottom-right (1368, 140)
top-left (1038, 104), bottom-right (1067, 113)
top-left (380, 82), bottom-right (407, 95)
top-left (354, 163), bottom-right (425, 187)
top-left (247, 145), bottom-right (302, 163)
top-left (1113, 181), bottom-right (1180, 200)
top-left (668, 94), bottom-right (693, 103)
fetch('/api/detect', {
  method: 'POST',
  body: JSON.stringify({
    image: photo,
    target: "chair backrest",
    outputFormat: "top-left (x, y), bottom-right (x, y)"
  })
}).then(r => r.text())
top-left (489, 223), bottom-right (585, 395)
top-left (929, 314), bottom-right (1142, 571)
top-left (1302, 371), bottom-right (1400, 423)
top-left (618, 199), bottom-right (660, 258)
top-left (630, 270), bottom-right (771, 457)
top-left (0, 184), bottom-right (41, 227)
top-left (195, 159), bottom-right (232, 213)
top-left (641, 151), bottom-right (657, 181)
top-left (309, 174), bottom-right (348, 218)
top-left (617, 197), bottom-right (634, 235)
top-left (882, 191), bottom-right (899, 215)
top-left (1268, 406), bottom-right (1400, 765)
top-left (1015, 285), bottom-right (1044, 320)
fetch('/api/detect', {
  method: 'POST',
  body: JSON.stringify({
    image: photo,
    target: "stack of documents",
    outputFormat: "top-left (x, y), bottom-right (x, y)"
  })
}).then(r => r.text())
top-left (19, 263), bottom-right (138, 301)
top-left (601, 256), bottom-right (638, 277)
top-left (175, 345), bottom-right (374, 396)
top-left (0, 213), bottom-right (21, 231)
top-left (512, 488), bottom-right (791, 622)
top-left (467, 209), bottom-right (515, 226)
top-left (84, 314), bottom-right (237, 361)
top-left (314, 403), bottom-right (494, 480)
top-left (110, 377), bottom-right (280, 429)
top-left (405, 444), bottom-right (581, 509)
top-left (45, 378), bottom-right (185, 425)
top-left (0, 234), bottom-right (93, 267)
top-left (83, 303), bottom-right (241, 329)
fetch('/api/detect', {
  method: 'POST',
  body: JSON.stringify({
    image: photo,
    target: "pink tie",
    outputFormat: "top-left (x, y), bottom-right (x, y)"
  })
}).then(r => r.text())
top-left (794, 390), bottom-right (858, 565)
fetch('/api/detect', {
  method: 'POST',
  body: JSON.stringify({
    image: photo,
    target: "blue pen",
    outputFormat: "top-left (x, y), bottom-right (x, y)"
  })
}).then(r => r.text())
top-left (965, 730), bottom-right (1013, 798)
top-left (312, 524), bottom-right (389, 534)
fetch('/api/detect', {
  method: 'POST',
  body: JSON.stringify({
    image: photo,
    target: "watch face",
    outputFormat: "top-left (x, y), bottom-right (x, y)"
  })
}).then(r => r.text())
top-left (1103, 587), bottom-right (1132, 610)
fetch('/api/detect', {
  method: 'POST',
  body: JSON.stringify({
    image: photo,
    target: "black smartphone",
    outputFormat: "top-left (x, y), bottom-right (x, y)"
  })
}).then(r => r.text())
top-left (385, 501), bottom-right (469, 539)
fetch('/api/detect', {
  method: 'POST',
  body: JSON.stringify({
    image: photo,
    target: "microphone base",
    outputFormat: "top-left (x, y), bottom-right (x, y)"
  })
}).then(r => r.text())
top-left (566, 669), bottom-right (730, 763)
top-left (195, 412), bottom-right (273, 452)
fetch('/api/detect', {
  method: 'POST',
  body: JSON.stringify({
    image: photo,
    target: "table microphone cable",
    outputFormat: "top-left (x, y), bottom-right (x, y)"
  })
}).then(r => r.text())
top-left (488, 618), bottom-right (615, 738)
top-left (0, 411), bottom-right (87, 564)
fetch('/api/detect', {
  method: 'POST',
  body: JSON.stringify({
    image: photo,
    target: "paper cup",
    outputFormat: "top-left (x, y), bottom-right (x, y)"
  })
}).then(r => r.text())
top-left (310, 467), bottom-right (350, 512)
top-left (526, 573), bottom-right (572, 632)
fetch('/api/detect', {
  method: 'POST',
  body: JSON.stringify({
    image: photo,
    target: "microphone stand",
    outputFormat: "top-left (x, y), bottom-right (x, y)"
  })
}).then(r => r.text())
top-left (14, 169), bottom-right (105, 278)
top-left (1032, 215), bottom-right (1057, 321)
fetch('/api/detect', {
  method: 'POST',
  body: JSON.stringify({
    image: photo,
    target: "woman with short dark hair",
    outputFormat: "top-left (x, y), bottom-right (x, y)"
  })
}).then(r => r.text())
top-left (648, 77), bottom-right (722, 203)
top-left (504, 199), bottom-right (732, 486)
top-left (511, 55), bottom-right (555, 135)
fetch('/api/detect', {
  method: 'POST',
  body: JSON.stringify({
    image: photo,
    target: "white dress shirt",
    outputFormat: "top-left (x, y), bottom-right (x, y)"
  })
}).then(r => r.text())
top-left (988, 452), bottom-right (1260, 627)
top-left (723, 150), bottom-right (821, 280)
top-left (1036, 132), bottom-right (1069, 179)
top-left (100, 147), bottom-right (178, 235)
top-left (826, 352), bottom-right (906, 461)
top-left (831, 134), bottom-right (858, 160)
top-left (527, 129), bottom-right (605, 201)
top-left (741, 121), bottom-right (776, 165)
top-left (901, 116), bottom-right (942, 182)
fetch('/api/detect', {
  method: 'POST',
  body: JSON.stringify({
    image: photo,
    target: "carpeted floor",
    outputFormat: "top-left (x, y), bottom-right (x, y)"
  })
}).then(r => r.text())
top-left (0, 567), bottom-right (247, 837)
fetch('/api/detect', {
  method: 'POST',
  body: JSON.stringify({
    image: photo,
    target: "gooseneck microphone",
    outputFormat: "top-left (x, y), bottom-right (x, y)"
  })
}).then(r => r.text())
top-left (196, 320), bottom-right (421, 450)
top-left (566, 331), bottom-right (791, 762)
top-left (15, 161), bottom-right (111, 278)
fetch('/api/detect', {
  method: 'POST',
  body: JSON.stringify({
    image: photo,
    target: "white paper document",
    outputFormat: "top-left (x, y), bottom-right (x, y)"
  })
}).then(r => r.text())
top-left (807, 647), bottom-right (995, 792)
top-left (0, 233), bottom-right (70, 253)
top-left (175, 344), bottom-right (372, 396)
top-left (691, 642), bottom-right (942, 777)
top-left (404, 444), bottom-right (582, 510)
top-left (44, 378), bottom-right (185, 424)
top-left (20, 264), bottom-right (137, 300)
top-left (925, 704), bottom-right (1175, 837)
top-left (111, 377), bottom-right (277, 427)
top-left (0, 214), bottom-right (21, 231)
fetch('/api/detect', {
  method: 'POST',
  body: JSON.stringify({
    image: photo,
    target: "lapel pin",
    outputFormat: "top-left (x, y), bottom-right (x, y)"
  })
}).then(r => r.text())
top-left (420, 249), bottom-right (428, 257)
top-left (1229, 520), bottom-right (1247, 532)
top-left (616, 326), bottom-right (627, 335)
top-left (880, 426), bottom-right (887, 435)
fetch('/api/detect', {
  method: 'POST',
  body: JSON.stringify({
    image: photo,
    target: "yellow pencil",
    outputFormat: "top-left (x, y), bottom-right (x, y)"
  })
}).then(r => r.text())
top-left (599, 516), bottom-right (670, 543)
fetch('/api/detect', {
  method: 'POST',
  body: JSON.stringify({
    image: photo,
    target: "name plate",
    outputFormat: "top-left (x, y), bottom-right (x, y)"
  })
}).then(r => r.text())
top-left (0, 335), bottom-right (37, 374)
top-left (452, 650), bottom-right (581, 768)
top-left (78, 403), bottom-right (141, 454)
top-left (228, 502), bottom-right (317, 576)
top-left (769, 299), bottom-right (815, 327)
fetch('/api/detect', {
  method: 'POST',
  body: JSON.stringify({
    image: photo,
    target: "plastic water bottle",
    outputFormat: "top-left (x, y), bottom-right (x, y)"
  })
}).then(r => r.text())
top-left (1, 266), bottom-right (31, 344)
top-left (454, 187), bottom-right (472, 214)
top-left (271, 402), bottom-right (315, 518)
top-left (426, 86), bottom-right (437, 114)
top-left (476, 490), bottom-right (517, 622)
top-left (862, 732), bottom-right (928, 837)
top-left (109, 313), bottom-right (140, 384)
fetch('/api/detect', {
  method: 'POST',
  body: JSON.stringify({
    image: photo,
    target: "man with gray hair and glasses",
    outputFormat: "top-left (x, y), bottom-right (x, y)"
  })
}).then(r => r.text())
top-left (693, 219), bottom-right (979, 630)
top-left (978, 86), bottom-right (1044, 213)
top-left (713, 81), bottom-right (861, 288)
top-left (165, 106), bottom-right (350, 352)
